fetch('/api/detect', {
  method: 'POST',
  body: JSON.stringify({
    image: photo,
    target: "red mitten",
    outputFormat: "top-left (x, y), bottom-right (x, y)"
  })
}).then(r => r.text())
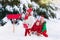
top-left (42, 31), bottom-right (48, 37)
top-left (23, 23), bottom-right (28, 29)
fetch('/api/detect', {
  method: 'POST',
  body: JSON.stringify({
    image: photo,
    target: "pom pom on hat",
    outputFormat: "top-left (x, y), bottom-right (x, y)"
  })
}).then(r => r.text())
top-left (24, 15), bottom-right (29, 20)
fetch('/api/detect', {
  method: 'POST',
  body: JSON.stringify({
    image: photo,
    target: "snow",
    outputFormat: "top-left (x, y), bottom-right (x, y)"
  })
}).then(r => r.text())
top-left (0, 18), bottom-right (60, 40)
top-left (0, 0), bottom-right (60, 40)
top-left (47, 19), bottom-right (60, 40)
top-left (26, 16), bottom-right (36, 28)
top-left (13, 5), bottom-right (20, 12)
top-left (20, 0), bottom-right (31, 9)
top-left (0, 4), bottom-right (2, 8)
top-left (31, 1), bottom-right (39, 10)
top-left (5, 5), bottom-right (13, 12)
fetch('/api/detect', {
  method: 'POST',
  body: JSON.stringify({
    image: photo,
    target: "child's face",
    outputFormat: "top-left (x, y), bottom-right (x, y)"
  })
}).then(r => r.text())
top-left (36, 22), bottom-right (40, 26)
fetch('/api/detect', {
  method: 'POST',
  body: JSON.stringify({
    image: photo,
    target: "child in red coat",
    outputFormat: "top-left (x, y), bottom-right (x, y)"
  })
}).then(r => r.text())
top-left (40, 15), bottom-right (48, 37)
top-left (23, 16), bottom-right (31, 36)
top-left (31, 20), bottom-right (42, 36)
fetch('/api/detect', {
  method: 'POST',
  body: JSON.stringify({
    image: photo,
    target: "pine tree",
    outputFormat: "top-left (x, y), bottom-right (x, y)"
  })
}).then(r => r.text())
top-left (31, 0), bottom-right (57, 19)
top-left (0, 0), bottom-right (20, 26)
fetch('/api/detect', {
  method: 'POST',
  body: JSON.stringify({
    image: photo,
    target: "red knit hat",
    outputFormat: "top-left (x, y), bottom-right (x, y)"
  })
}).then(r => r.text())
top-left (27, 8), bottom-right (32, 13)
top-left (23, 23), bottom-right (28, 29)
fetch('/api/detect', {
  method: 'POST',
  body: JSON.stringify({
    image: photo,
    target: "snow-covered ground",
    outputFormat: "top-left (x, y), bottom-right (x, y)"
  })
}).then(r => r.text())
top-left (0, 0), bottom-right (60, 40)
top-left (0, 19), bottom-right (60, 40)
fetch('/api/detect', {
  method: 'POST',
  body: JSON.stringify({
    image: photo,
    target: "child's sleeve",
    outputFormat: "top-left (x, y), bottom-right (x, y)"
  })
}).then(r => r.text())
top-left (42, 21), bottom-right (47, 32)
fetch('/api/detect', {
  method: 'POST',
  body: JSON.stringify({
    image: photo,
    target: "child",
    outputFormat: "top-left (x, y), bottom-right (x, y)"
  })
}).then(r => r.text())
top-left (23, 7), bottom-right (34, 36)
top-left (40, 15), bottom-right (48, 37)
top-left (23, 13), bottom-right (31, 36)
top-left (41, 21), bottom-right (48, 37)
top-left (31, 20), bottom-right (42, 36)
